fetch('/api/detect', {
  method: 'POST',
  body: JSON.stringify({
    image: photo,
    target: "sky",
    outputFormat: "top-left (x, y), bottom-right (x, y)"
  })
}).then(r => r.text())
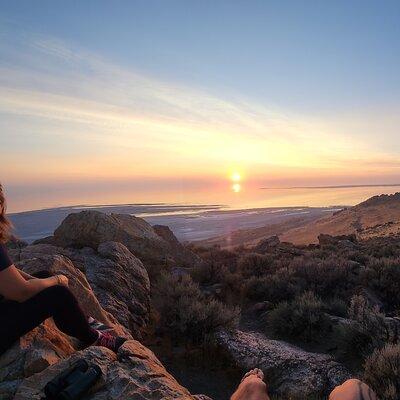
top-left (1, 1), bottom-right (400, 211)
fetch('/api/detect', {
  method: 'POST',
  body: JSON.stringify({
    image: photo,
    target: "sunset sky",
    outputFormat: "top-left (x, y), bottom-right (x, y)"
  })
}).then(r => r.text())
top-left (1, 1), bottom-right (400, 212)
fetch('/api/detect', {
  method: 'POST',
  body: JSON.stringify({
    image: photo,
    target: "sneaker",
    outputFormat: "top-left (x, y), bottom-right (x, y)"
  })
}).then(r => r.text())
top-left (88, 317), bottom-right (114, 332)
top-left (96, 331), bottom-right (126, 353)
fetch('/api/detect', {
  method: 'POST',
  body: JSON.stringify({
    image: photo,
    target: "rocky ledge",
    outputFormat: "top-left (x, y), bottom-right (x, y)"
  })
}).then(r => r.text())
top-left (0, 236), bottom-right (205, 399)
top-left (1, 210), bottom-right (352, 399)
top-left (214, 330), bottom-right (350, 399)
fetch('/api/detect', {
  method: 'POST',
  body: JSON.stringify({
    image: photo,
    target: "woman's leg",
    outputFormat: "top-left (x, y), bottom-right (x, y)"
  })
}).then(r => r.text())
top-left (0, 285), bottom-right (98, 354)
top-left (45, 285), bottom-right (99, 343)
top-left (329, 379), bottom-right (377, 400)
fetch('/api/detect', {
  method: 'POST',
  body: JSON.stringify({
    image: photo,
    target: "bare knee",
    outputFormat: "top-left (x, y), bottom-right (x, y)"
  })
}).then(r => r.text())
top-left (330, 378), bottom-right (376, 400)
top-left (343, 378), bottom-right (362, 386)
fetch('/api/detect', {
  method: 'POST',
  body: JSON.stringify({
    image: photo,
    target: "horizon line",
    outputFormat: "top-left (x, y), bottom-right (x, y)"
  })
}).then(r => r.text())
top-left (260, 184), bottom-right (400, 190)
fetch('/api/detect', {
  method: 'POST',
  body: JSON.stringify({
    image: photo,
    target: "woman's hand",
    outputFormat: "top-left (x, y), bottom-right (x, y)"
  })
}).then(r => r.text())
top-left (55, 274), bottom-right (69, 287)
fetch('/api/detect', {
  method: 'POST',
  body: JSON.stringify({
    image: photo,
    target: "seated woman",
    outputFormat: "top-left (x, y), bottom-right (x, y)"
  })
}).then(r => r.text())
top-left (231, 369), bottom-right (377, 400)
top-left (0, 184), bottom-right (126, 355)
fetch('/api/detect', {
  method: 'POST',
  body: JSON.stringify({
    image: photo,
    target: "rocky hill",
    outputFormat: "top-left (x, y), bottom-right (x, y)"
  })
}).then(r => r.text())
top-left (199, 193), bottom-right (400, 248)
top-left (280, 192), bottom-right (400, 245)
top-left (1, 209), bottom-right (384, 399)
top-left (0, 211), bottom-right (208, 399)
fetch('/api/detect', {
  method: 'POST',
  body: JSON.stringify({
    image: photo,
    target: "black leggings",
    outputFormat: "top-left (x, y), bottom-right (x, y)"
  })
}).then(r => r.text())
top-left (0, 271), bottom-right (98, 354)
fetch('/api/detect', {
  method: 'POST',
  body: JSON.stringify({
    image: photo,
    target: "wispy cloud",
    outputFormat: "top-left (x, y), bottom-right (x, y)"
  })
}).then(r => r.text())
top-left (1, 31), bottom-right (400, 186)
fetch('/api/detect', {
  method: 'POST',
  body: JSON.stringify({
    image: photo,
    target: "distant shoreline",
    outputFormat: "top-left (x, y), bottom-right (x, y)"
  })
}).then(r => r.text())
top-left (261, 184), bottom-right (400, 190)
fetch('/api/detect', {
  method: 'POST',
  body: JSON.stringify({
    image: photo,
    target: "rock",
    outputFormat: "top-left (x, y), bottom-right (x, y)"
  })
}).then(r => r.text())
top-left (318, 234), bottom-right (357, 246)
top-left (0, 321), bottom-right (75, 399)
top-left (18, 242), bottom-right (150, 336)
top-left (17, 253), bottom-right (125, 335)
top-left (43, 210), bottom-right (200, 268)
top-left (84, 242), bottom-right (151, 335)
top-left (153, 224), bottom-right (203, 267)
top-left (0, 249), bottom-right (196, 400)
top-left (6, 236), bottom-right (28, 261)
top-left (214, 330), bottom-right (350, 398)
top-left (254, 236), bottom-right (280, 253)
top-left (193, 395), bottom-right (214, 400)
top-left (12, 341), bottom-right (197, 400)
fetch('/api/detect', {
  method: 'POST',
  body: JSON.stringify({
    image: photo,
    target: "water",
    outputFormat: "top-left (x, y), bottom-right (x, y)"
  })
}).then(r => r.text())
top-left (7, 183), bottom-right (400, 214)
top-left (8, 185), bottom-right (400, 243)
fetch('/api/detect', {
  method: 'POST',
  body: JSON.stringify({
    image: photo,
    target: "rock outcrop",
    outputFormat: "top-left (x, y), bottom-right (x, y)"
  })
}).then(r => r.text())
top-left (254, 235), bottom-right (280, 253)
top-left (153, 224), bottom-right (203, 267)
top-left (17, 241), bottom-right (150, 336)
top-left (39, 210), bottom-right (201, 268)
top-left (1, 326), bottom-right (197, 400)
top-left (215, 330), bottom-right (350, 398)
top-left (13, 342), bottom-right (197, 400)
top-left (0, 241), bottom-right (203, 400)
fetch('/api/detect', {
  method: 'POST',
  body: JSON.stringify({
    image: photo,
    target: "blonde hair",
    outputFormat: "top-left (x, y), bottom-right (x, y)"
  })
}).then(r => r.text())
top-left (0, 184), bottom-right (12, 243)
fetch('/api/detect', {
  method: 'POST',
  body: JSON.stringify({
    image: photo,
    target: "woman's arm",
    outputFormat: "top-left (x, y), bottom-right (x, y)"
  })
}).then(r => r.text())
top-left (0, 264), bottom-right (68, 302)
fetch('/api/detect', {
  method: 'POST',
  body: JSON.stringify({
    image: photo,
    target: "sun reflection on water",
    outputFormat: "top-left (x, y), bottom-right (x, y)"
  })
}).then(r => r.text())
top-left (232, 183), bottom-right (241, 193)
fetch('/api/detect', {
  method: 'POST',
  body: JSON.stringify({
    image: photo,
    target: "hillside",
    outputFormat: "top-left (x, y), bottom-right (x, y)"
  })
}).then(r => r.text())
top-left (199, 193), bottom-right (400, 248)
top-left (2, 208), bottom-right (400, 399)
top-left (281, 192), bottom-right (400, 245)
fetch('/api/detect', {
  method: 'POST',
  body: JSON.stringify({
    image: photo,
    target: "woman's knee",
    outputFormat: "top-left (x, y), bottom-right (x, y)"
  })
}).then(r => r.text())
top-left (40, 284), bottom-right (76, 306)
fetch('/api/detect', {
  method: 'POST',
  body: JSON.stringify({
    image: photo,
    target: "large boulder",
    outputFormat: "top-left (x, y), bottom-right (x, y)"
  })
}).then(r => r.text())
top-left (0, 322), bottom-right (74, 399)
top-left (214, 330), bottom-right (350, 399)
top-left (1, 324), bottom-right (198, 400)
top-left (0, 247), bottom-right (198, 400)
top-left (153, 224), bottom-right (203, 267)
top-left (43, 210), bottom-right (200, 268)
top-left (17, 252), bottom-right (127, 336)
top-left (13, 342), bottom-right (197, 400)
top-left (18, 242), bottom-right (150, 336)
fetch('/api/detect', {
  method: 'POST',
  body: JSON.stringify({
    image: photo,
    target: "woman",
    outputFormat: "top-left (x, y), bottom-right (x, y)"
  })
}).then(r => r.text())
top-left (0, 184), bottom-right (126, 355)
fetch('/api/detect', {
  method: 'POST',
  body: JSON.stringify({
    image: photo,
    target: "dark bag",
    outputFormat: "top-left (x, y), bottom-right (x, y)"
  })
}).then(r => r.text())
top-left (44, 358), bottom-right (102, 400)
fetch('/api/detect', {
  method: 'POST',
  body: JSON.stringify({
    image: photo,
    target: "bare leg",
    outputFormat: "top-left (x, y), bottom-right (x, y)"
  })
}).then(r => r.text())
top-left (231, 368), bottom-right (270, 400)
top-left (329, 379), bottom-right (377, 400)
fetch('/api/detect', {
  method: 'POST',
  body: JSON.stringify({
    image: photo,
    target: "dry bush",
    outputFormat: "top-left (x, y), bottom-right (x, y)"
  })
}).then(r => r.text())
top-left (364, 344), bottom-right (400, 400)
top-left (155, 272), bottom-right (240, 344)
top-left (267, 291), bottom-right (329, 342)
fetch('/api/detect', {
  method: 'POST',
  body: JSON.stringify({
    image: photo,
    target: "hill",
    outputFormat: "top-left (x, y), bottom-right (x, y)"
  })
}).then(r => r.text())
top-left (281, 192), bottom-right (400, 245)
top-left (198, 193), bottom-right (400, 248)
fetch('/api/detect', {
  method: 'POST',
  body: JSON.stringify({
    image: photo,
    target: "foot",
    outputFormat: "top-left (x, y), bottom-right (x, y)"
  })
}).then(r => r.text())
top-left (95, 331), bottom-right (126, 353)
top-left (231, 368), bottom-right (269, 400)
top-left (88, 316), bottom-right (114, 332)
top-left (241, 368), bottom-right (265, 383)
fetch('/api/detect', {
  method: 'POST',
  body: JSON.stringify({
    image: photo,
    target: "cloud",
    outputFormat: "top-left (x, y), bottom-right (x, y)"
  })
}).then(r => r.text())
top-left (1, 30), bottom-right (400, 185)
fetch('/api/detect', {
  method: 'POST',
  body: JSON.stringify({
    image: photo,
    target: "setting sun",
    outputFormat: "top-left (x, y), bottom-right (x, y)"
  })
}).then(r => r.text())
top-left (231, 172), bottom-right (241, 182)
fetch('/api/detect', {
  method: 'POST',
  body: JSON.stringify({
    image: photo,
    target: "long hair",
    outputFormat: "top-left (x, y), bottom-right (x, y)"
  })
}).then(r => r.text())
top-left (0, 184), bottom-right (12, 243)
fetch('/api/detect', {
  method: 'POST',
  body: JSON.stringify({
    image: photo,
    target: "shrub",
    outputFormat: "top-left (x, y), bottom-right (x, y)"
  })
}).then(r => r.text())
top-left (237, 253), bottom-right (273, 278)
top-left (337, 295), bottom-right (389, 365)
top-left (155, 272), bottom-right (240, 344)
top-left (361, 257), bottom-right (400, 309)
top-left (364, 344), bottom-right (400, 400)
top-left (267, 291), bottom-right (329, 342)
top-left (288, 256), bottom-right (355, 300)
top-left (191, 261), bottom-right (225, 285)
top-left (324, 297), bottom-right (348, 317)
top-left (242, 268), bottom-right (299, 304)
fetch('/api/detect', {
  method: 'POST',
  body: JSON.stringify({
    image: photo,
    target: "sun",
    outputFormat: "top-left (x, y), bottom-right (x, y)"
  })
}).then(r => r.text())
top-left (231, 172), bottom-right (241, 182)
